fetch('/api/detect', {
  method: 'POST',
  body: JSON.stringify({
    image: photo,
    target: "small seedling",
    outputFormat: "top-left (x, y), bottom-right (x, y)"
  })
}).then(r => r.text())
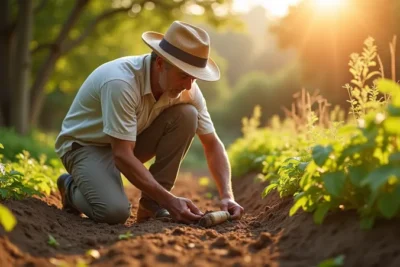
top-left (118, 231), bottom-right (133, 240)
top-left (318, 254), bottom-right (345, 267)
top-left (48, 234), bottom-right (59, 247)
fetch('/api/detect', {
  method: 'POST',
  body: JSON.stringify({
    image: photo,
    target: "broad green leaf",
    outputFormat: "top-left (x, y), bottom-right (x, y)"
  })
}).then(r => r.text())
top-left (312, 145), bottom-right (333, 167)
top-left (388, 104), bottom-right (400, 117)
top-left (0, 204), bottom-right (17, 232)
top-left (377, 186), bottom-right (400, 218)
top-left (298, 162), bottom-right (309, 172)
top-left (313, 202), bottom-right (331, 224)
top-left (323, 171), bottom-right (346, 197)
top-left (9, 170), bottom-right (23, 177)
top-left (289, 195), bottom-right (307, 216)
top-left (0, 189), bottom-right (9, 199)
top-left (348, 165), bottom-right (369, 187)
top-left (361, 165), bottom-right (400, 191)
top-left (389, 152), bottom-right (400, 164)
top-left (376, 79), bottom-right (400, 96)
top-left (383, 117), bottom-right (400, 134)
top-left (262, 183), bottom-right (278, 198)
top-left (360, 216), bottom-right (375, 230)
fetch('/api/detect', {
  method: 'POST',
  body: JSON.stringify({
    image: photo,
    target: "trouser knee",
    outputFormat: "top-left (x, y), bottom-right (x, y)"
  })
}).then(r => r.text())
top-left (172, 104), bottom-right (198, 136)
top-left (92, 201), bottom-right (131, 225)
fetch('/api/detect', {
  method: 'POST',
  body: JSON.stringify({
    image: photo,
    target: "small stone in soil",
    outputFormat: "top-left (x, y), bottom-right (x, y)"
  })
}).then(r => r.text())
top-left (227, 246), bottom-right (243, 257)
top-left (205, 229), bottom-right (218, 238)
top-left (167, 239), bottom-right (177, 245)
top-left (156, 252), bottom-right (178, 263)
top-left (172, 227), bottom-right (185, 235)
top-left (248, 232), bottom-right (272, 252)
top-left (211, 236), bottom-right (229, 248)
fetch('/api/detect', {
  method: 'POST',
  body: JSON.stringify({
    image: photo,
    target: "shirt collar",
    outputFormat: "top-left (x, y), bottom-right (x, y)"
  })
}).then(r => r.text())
top-left (143, 54), bottom-right (152, 96)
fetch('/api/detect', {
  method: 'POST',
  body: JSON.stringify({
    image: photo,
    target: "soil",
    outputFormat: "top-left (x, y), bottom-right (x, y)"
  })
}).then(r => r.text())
top-left (1, 172), bottom-right (400, 267)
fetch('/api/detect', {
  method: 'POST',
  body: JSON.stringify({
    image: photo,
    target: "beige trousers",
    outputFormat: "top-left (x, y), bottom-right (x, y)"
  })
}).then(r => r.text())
top-left (61, 104), bottom-right (198, 224)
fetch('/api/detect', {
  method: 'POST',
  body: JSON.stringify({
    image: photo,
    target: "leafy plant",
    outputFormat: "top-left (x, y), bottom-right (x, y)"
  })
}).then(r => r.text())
top-left (289, 79), bottom-right (400, 228)
top-left (318, 254), bottom-right (345, 267)
top-left (343, 37), bottom-right (386, 120)
top-left (48, 234), bottom-right (60, 247)
top-left (1, 150), bottom-right (64, 198)
top-left (0, 167), bottom-right (43, 200)
top-left (230, 36), bottom-right (400, 229)
top-left (118, 231), bottom-right (133, 240)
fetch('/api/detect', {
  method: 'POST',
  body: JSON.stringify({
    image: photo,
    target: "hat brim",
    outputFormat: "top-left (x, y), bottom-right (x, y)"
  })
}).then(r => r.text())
top-left (142, 31), bottom-right (220, 82)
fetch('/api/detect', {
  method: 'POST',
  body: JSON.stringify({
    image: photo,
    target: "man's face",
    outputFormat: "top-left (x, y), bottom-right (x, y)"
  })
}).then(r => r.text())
top-left (158, 58), bottom-right (196, 99)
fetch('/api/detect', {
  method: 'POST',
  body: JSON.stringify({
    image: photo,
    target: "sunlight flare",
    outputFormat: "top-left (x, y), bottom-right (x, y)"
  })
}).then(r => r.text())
top-left (313, 0), bottom-right (345, 10)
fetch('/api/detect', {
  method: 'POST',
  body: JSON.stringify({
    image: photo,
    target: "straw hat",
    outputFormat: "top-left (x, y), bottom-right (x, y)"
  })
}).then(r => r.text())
top-left (142, 21), bottom-right (220, 82)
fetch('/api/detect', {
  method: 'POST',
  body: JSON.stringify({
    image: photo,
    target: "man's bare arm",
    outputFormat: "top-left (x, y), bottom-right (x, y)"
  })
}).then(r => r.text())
top-left (199, 132), bottom-right (244, 219)
top-left (110, 137), bottom-right (174, 204)
top-left (198, 132), bottom-right (234, 199)
top-left (109, 136), bottom-right (203, 223)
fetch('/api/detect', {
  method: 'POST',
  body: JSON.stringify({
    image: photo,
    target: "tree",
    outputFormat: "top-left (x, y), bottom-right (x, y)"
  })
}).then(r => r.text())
top-left (0, 0), bottom-right (236, 134)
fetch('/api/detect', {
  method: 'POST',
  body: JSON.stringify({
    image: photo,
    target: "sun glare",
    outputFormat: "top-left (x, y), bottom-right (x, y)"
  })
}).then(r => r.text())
top-left (313, 0), bottom-right (344, 9)
top-left (233, 0), bottom-right (302, 18)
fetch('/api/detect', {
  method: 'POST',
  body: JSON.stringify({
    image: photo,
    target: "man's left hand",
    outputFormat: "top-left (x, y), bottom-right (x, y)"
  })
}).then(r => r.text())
top-left (220, 198), bottom-right (244, 220)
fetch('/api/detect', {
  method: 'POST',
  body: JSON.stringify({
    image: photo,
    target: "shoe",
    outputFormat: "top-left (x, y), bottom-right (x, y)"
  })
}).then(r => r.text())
top-left (136, 197), bottom-right (171, 222)
top-left (57, 173), bottom-right (81, 215)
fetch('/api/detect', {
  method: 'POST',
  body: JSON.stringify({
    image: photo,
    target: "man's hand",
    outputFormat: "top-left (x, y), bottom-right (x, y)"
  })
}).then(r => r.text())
top-left (220, 198), bottom-right (244, 220)
top-left (166, 196), bottom-right (204, 224)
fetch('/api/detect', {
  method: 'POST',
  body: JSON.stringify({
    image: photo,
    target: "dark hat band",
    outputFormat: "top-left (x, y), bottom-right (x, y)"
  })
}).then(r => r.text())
top-left (159, 39), bottom-right (207, 68)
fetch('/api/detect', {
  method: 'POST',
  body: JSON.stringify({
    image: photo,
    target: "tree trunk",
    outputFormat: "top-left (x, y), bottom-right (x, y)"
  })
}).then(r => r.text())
top-left (12, 0), bottom-right (34, 135)
top-left (0, 0), bottom-right (11, 127)
top-left (29, 0), bottom-right (89, 127)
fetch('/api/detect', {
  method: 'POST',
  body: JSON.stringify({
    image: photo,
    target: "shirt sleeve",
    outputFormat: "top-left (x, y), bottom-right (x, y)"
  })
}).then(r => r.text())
top-left (190, 83), bottom-right (216, 135)
top-left (100, 79), bottom-right (139, 141)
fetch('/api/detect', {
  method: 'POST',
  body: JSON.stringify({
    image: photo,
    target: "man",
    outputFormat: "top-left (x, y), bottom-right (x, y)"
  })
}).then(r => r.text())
top-left (55, 21), bottom-right (244, 225)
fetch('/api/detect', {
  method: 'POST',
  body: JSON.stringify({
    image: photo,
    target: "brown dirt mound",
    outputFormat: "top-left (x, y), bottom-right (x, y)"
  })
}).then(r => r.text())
top-left (1, 172), bottom-right (400, 267)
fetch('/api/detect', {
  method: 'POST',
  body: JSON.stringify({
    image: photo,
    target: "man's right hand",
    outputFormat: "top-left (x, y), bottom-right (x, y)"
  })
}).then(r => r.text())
top-left (166, 196), bottom-right (204, 224)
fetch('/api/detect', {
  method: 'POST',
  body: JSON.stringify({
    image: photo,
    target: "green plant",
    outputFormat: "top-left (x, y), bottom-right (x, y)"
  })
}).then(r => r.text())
top-left (257, 37), bottom-right (400, 229)
top-left (0, 164), bottom-right (43, 200)
top-left (48, 234), bottom-right (60, 247)
top-left (343, 37), bottom-right (386, 120)
top-left (1, 149), bottom-right (63, 198)
top-left (318, 254), bottom-right (345, 267)
top-left (118, 231), bottom-right (133, 240)
top-left (289, 79), bottom-right (400, 229)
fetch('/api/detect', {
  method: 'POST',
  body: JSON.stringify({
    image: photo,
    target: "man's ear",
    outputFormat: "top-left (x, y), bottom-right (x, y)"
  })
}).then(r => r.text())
top-left (155, 56), bottom-right (164, 71)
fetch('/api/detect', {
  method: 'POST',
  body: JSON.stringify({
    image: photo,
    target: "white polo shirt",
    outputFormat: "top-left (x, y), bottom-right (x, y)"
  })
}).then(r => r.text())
top-left (55, 54), bottom-right (215, 158)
